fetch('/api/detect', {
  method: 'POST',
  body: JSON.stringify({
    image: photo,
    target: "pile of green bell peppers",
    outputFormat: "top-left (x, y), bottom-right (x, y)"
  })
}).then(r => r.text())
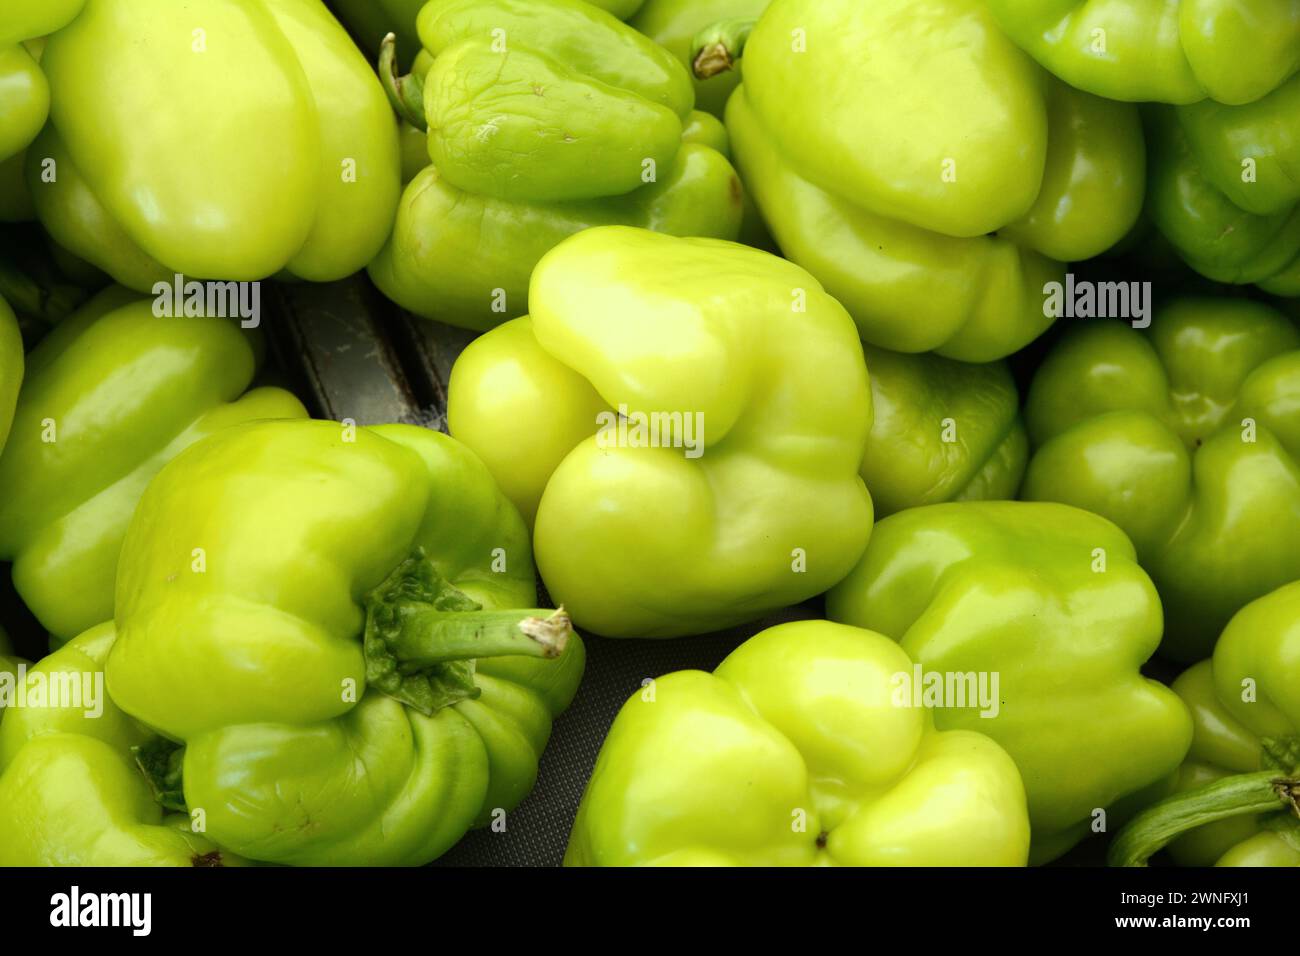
top-left (1, 0), bottom-right (1299, 871)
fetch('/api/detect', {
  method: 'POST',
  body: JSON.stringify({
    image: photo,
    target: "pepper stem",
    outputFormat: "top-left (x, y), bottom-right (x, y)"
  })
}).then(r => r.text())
top-left (1107, 771), bottom-right (1300, 867)
top-left (379, 32), bottom-right (428, 132)
top-left (381, 606), bottom-right (571, 665)
top-left (363, 550), bottom-right (573, 716)
top-left (691, 18), bottom-right (758, 80)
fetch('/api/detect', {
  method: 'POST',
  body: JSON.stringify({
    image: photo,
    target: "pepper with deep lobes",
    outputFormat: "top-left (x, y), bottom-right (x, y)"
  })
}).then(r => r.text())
top-left (367, 0), bottom-right (744, 331)
top-left (103, 419), bottom-right (585, 866)
top-left (448, 226), bottom-right (873, 638)
top-left (690, 0), bottom-right (1146, 361)
top-left (1110, 582), bottom-right (1300, 867)
top-left (827, 500), bottom-right (1193, 863)
top-left (25, 0), bottom-right (401, 289)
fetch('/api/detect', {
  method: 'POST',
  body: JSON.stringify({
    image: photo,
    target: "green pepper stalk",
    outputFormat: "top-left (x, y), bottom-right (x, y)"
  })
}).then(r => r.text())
top-left (1109, 742), bottom-right (1300, 867)
top-left (363, 550), bottom-right (571, 716)
top-left (135, 549), bottom-right (572, 812)
top-left (691, 18), bottom-right (756, 79)
top-left (379, 32), bottom-right (428, 132)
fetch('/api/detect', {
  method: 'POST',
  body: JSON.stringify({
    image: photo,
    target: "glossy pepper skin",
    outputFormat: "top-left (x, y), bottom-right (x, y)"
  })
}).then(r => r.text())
top-left (0, 624), bottom-right (246, 866)
top-left (826, 501), bottom-right (1193, 863)
top-left (0, 2), bottom-right (85, 162)
top-left (1146, 82), bottom-right (1300, 296)
top-left (0, 286), bottom-right (308, 643)
top-left (699, 0), bottom-right (1145, 362)
top-left (367, 0), bottom-right (743, 331)
top-left (0, 43), bottom-right (47, 163)
top-left (0, 292), bottom-right (19, 455)
top-left (629, 0), bottom-right (771, 118)
top-left (1110, 583), bottom-right (1300, 868)
top-left (566, 620), bottom-right (1031, 866)
top-left (105, 419), bottom-right (585, 866)
top-left (1022, 300), bottom-right (1300, 662)
top-left (27, 0), bottom-right (400, 289)
top-left (987, 0), bottom-right (1300, 106)
top-left (860, 346), bottom-right (1026, 518)
top-left (449, 226), bottom-right (873, 639)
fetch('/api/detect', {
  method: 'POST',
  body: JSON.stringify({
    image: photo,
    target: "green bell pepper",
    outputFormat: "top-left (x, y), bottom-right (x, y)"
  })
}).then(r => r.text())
top-left (0, 292), bottom-right (19, 456)
top-left (860, 346), bottom-right (1026, 518)
top-left (629, 0), bottom-right (771, 118)
top-left (1110, 582), bottom-right (1300, 868)
top-left (367, 0), bottom-right (743, 331)
top-left (0, 43), bottom-right (47, 164)
top-left (327, 0), bottom-right (424, 62)
top-left (104, 419), bottom-right (585, 866)
top-left (448, 226), bottom-right (873, 638)
top-left (693, 0), bottom-right (1146, 362)
top-left (0, 3), bottom-right (85, 163)
top-left (0, 623), bottom-right (246, 866)
top-left (1146, 81), bottom-right (1300, 296)
top-left (826, 501), bottom-right (1193, 862)
top-left (27, 0), bottom-right (401, 289)
top-left (566, 620), bottom-right (1031, 866)
top-left (987, 0), bottom-right (1300, 106)
top-left (0, 286), bottom-right (308, 642)
top-left (1022, 299), bottom-right (1300, 662)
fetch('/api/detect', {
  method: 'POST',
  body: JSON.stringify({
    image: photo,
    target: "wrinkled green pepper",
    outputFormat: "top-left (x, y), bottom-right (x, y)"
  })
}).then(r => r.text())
top-left (1146, 81), bottom-right (1300, 296)
top-left (449, 226), bottom-right (873, 638)
top-left (105, 419), bottom-right (585, 866)
top-left (368, 0), bottom-right (743, 331)
top-left (629, 0), bottom-right (771, 118)
top-left (28, 0), bottom-right (400, 289)
top-left (694, 0), bottom-right (1145, 361)
top-left (827, 501), bottom-right (1193, 862)
top-left (566, 620), bottom-right (1031, 866)
top-left (860, 346), bottom-right (1026, 517)
top-left (0, 292), bottom-right (19, 455)
top-left (1022, 300), bottom-right (1300, 661)
top-left (987, 0), bottom-right (1300, 106)
top-left (0, 624), bottom-right (246, 866)
top-left (0, 286), bottom-right (308, 642)
top-left (1110, 582), bottom-right (1300, 868)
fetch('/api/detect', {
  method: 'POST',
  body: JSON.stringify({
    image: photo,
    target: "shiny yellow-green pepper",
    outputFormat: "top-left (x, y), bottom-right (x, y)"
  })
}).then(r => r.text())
top-left (0, 624), bottom-right (246, 866)
top-left (566, 620), bottom-right (1031, 866)
top-left (1110, 582), bottom-right (1300, 868)
top-left (827, 501), bottom-right (1193, 863)
top-left (0, 286), bottom-right (307, 642)
top-left (1022, 300), bottom-right (1300, 661)
top-left (27, 0), bottom-right (401, 288)
top-left (0, 2), bottom-right (85, 162)
top-left (699, 0), bottom-right (1146, 361)
top-left (987, 0), bottom-right (1300, 106)
top-left (1147, 81), bottom-right (1300, 296)
top-left (367, 0), bottom-right (743, 331)
top-left (449, 226), bottom-right (873, 638)
top-left (104, 419), bottom-right (585, 866)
